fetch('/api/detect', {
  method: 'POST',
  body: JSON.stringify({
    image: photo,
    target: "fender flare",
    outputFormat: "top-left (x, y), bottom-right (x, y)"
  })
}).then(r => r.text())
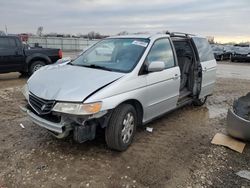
top-left (26, 53), bottom-right (52, 65)
top-left (24, 53), bottom-right (52, 72)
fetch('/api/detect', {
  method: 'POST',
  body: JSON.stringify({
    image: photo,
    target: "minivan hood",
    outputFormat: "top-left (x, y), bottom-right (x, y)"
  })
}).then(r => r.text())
top-left (27, 64), bottom-right (124, 102)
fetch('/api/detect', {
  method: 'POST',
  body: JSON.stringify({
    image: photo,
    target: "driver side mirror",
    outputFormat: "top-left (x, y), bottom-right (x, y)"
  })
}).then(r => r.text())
top-left (147, 61), bottom-right (165, 72)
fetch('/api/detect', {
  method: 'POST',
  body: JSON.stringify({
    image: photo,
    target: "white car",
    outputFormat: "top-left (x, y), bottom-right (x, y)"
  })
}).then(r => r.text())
top-left (21, 32), bottom-right (217, 151)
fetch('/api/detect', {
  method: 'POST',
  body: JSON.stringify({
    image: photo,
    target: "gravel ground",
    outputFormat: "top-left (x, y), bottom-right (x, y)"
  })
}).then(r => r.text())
top-left (0, 62), bottom-right (250, 188)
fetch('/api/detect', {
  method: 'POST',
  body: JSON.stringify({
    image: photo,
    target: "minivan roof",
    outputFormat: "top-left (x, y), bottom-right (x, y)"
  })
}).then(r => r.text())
top-left (108, 33), bottom-right (206, 40)
top-left (108, 34), bottom-right (170, 39)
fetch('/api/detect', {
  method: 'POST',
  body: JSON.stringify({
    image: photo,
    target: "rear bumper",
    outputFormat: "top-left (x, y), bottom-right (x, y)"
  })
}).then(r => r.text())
top-left (227, 109), bottom-right (250, 141)
top-left (20, 106), bottom-right (64, 133)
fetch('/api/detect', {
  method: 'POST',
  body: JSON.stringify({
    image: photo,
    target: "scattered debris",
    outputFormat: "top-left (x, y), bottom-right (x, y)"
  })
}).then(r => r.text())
top-left (211, 133), bottom-right (246, 153)
top-left (19, 123), bottom-right (25, 129)
top-left (146, 127), bottom-right (153, 133)
top-left (236, 170), bottom-right (250, 181)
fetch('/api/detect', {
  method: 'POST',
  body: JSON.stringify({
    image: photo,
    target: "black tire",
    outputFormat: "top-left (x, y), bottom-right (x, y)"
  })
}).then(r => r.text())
top-left (29, 61), bottom-right (46, 75)
top-left (105, 104), bottom-right (137, 151)
top-left (193, 96), bottom-right (207, 106)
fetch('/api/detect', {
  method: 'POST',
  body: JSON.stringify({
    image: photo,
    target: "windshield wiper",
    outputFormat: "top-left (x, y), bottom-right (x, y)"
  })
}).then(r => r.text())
top-left (81, 64), bottom-right (113, 71)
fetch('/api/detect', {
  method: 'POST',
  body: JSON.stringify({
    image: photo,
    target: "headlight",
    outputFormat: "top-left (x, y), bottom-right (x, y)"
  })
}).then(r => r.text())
top-left (52, 102), bottom-right (102, 115)
top-left (21, 84), bottom-right (29, 100)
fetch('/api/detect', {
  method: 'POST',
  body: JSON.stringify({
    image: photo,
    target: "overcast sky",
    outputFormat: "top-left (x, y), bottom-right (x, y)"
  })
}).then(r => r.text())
top-left (0, 0), bottom-right (249, 42)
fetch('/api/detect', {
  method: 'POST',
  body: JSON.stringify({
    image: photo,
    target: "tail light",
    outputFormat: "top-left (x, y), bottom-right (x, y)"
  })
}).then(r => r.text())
top-left (59, 49), bottom-right (63, 59)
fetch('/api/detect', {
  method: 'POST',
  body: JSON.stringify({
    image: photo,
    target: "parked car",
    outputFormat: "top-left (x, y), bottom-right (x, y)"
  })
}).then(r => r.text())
top-left (212, 45), bottom-right (224, 61)
top-left (0, 36), bottom-right (62, 75)
top-left (21, 33), bottom-right (217, 151)
top-left (231, 46), bottom-right (250, 62)
top-left (223, 45), bottom-right (236, 60)
top-left (212, 45), bottom-right (232, 61)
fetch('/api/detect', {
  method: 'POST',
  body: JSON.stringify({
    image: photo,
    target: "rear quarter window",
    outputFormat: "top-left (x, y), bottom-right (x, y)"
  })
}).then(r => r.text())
top-left (193, 37), bottom-right (214, 62)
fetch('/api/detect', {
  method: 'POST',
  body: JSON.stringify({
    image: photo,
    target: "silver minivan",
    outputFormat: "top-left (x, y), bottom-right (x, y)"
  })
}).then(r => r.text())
top-left (21, 33), bottom-right (217, 151)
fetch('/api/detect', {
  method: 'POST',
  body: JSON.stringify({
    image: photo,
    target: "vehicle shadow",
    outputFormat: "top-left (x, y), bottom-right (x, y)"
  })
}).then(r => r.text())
top-left (0, 73), bottom-right (27, 89)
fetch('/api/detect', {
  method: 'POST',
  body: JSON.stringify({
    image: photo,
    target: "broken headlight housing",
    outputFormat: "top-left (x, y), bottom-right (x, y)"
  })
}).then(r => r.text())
top-left (52, 102), bottom-right (102, 115)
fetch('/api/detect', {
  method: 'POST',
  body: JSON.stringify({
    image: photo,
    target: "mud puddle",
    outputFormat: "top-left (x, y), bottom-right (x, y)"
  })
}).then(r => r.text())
top-left (207, 105), bottom-right (228, 119)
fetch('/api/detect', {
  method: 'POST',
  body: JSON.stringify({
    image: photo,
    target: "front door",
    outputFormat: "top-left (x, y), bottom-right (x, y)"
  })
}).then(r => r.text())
top-left (144, 38), bottom-right (180, 122)
top-left (0, 37), bottom-right (24, 73)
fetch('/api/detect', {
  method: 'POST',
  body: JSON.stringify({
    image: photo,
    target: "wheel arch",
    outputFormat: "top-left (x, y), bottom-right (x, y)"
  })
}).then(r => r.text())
top-left (26, 54), bottom-right (51, 68)
top-left (117, 99), bottom-right (144, 126)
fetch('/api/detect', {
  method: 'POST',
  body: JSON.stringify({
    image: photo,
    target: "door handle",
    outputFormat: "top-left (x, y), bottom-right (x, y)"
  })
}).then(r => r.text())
top-left (203, 67), bottom-right (207, 72)
top-left (173, 74), bottom-right (179, 80)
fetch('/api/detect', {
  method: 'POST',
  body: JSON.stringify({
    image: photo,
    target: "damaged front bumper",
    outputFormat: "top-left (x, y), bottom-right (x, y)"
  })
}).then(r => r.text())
top-left (20, 105), bottom-right (110, 142)
top-left (20, 105), bottom-right (66, 133)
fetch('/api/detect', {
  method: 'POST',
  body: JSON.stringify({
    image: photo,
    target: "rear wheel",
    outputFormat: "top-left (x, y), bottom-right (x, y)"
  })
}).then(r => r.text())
top-left (105, 104), bottom-right (137, 151)
top-left (193, 96), bottom-right (207, 106)
top-left (29, 61), bottom-right (46, 75)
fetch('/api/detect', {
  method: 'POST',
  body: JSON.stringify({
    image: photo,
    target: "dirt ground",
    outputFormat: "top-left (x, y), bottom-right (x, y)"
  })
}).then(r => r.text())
top-left (0, 62), bottom-right (250, 188)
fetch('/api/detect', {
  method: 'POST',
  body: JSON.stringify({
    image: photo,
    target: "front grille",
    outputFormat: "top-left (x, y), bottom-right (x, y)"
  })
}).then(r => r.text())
top-left (29, 94), bottom-right (55, 115)
top-left (27, 105), bottom-right (61, 123)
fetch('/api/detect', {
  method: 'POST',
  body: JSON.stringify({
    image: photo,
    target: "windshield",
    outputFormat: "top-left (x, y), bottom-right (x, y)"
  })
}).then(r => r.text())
top-left (71, 38), bottom-right (149, 73)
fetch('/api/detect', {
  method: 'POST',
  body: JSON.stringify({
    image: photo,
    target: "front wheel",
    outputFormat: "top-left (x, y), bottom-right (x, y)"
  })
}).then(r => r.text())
top-left (29, 61), bottom-right (46, 75)
top-left (193, 96), bottom-right (207, 106)
top-left (105, 104), bottom-right (137, 151)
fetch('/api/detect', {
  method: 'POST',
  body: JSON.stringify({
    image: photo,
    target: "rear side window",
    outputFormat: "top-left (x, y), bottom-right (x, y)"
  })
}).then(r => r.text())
top-left (0, 38), bottom-right (10, 49)
top-left (192, 37), bottom-right (214, 62)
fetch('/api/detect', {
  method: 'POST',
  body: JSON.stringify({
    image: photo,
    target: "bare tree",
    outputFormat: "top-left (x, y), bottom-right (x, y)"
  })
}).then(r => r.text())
top-left (87, 31), bottom-right (96, 39)
top-left (87, 31), bottom-right (104, 39)
top-left (207, 36), bottom-right (215, 44)
top-left (36, 26), bottom-right (43, 37)
top-left (117, 31), bottom-right (129, 36)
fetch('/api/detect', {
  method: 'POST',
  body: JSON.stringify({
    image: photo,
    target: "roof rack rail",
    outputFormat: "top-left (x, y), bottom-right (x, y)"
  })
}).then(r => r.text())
top-left (165, 31), bottom-right (195, 37)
